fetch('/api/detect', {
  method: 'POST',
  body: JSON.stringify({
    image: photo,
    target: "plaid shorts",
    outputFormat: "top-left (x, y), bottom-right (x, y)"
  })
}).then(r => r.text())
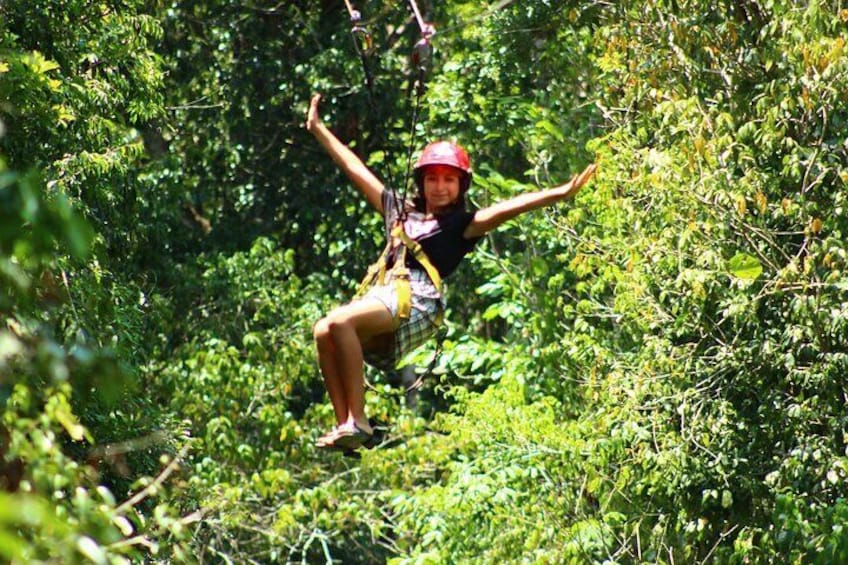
top-left (358, 269), bottom-right (445, 372)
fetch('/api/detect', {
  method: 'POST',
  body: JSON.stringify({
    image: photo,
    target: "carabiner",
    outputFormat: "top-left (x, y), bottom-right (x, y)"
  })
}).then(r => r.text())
top-left (410, 23), bottom-right (436, 72)
top-left (351, 25), bottom-right (373, 55)
top-left (344, 2), bottom-right (373, 55)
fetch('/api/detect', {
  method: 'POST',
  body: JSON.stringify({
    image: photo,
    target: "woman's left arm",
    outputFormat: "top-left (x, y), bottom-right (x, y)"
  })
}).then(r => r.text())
top-left (463, 163), bottom-right (597, 239)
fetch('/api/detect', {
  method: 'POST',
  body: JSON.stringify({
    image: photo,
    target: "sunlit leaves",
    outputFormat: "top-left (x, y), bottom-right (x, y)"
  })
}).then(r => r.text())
top-left (0, 2), bottom-right (187, 562)
top-left (3, 0), bottom-right (848, 563)
top-left (727, 253), bottom-right (763, 281)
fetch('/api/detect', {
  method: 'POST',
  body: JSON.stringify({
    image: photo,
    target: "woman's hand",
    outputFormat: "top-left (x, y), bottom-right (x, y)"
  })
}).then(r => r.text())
top-left (463, 162), bottom-right (599, 238)
top-left (304, 92), bottom-right (386, 211)
top-left (561, 163), bottom-right (598, 199)
top-left (305, 93), bottom-right (323, 133)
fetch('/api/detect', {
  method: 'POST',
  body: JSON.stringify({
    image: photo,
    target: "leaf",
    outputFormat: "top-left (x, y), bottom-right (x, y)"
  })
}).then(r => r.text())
top-left (23, 51), bottom-right (60, 75)
top-left (112, 515), bottom-right (134, 536)
top-left (0, 494), bottom-right (47, 524)
top-left (0, 529), bottom-right (27, 560)
top-left (51, 193), bottom-right (93, 259)
top-left (18, 172), bottom-right (40, 222)
top-left (482, 303), bottom-right (504, 321)
top-left (76, 536), bottom-right (107, 565)
top-left (531, 256), bottom-right (549, 277)
top-left (535, 119), bottom-right (564, 142)
top-left (721, 489), bottom-right (733, 508)
top-left (0, 171), bottom-right (17, 190)
top-left (728, 253), bottom-right (762, 280)
top-left (53, 400), bottom-right (88, 441)
top-left (0, 332), bottom-right (23, 368)
top-left (0, 258), bottom-right (30, 292)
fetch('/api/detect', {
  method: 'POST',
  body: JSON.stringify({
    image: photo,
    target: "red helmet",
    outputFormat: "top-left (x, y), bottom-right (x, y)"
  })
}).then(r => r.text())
top-left (414, 141), bottom-right (471, 174)
top-left (412, 141), bottom-right (473, 202)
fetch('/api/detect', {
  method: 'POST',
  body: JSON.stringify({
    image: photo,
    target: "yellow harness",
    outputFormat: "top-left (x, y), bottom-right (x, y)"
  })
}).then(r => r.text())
top-left (355, 222), bottom-right (444, 329)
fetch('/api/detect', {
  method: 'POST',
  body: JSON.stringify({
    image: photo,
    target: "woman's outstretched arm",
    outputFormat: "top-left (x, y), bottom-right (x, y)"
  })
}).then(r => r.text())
top-left (463, 163), bottom-right (597, 239)
top-left (306, 93), bottom-right (385, 213)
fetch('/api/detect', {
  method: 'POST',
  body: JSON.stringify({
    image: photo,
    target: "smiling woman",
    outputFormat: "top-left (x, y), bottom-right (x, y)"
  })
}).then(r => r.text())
top-left (422, 165), bottom-right (461, 211)
top-left (304, 93), bottom-right (596, 451)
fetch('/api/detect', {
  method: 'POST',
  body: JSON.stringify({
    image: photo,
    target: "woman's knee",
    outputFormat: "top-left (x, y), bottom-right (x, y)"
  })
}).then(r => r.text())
top-left (317, 302), bottom-right (393, 342)
top-left (313, 317), bottom-right (334, 345)
top-left (326, 315), bottom-right (354, 341)
top-left (314, 310), bottom-right (354, 342)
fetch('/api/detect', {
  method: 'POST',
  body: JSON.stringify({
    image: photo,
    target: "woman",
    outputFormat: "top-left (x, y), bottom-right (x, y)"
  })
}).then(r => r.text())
top-left (305, 93), bottom-right (596, 449)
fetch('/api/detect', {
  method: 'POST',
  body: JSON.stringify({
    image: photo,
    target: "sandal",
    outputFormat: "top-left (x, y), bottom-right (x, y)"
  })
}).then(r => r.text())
top-left (315, 426), bottom-right (342, 448)
top-left (331, 423), bottom-right (373, 450)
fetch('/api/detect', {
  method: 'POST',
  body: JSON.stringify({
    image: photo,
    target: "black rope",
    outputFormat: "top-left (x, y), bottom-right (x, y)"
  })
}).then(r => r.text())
top-left (344, 0), bottom-right (436, 222)
top-left (349, 15), bottom-right (375, 93)
top-left (398, 66), bottom-right (428, 221)
top-left (402, 0), bottom-right (436, 219)
top-left (343, 0), bottom-right (446, 390)
top-left (345, 3), bottom-right (404, 220)
top-left (406, 324), bottom-right (447, 393)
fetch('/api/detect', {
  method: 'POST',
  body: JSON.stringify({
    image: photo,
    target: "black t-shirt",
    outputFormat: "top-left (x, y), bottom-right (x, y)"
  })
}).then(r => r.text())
top-left (382, 190), bottom-right (480, 278)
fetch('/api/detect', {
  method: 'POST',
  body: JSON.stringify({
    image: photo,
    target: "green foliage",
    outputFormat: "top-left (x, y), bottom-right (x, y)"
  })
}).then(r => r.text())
top-left (4, 0), bottom-right (848, 563)
top-left (0, 154), bottom-right (190, 561)
top-left (0, 1), bottom-right (192, 561)
top-left (0, 0), bottom-right (173, 269)
top-left (385, 1), bottom-right (848, 562)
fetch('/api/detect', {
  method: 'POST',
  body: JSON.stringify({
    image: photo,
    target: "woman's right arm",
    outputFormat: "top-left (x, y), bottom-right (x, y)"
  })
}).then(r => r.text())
top-left (306, 93), bottom-right (384, 213)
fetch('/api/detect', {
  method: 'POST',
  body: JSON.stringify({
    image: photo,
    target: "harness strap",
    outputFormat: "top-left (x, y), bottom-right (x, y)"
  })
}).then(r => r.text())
top-left (355, 221), bottom-right (444, 328)
top-left (391, 245), bottom-right (412, 325)
top-left (391, 224), bottom-right (442, 293)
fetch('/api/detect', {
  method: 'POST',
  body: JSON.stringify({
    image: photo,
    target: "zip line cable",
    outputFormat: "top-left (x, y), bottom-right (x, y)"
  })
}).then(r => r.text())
top-left (407, 0), bottom-right (431, 36)
top-left (338, 1), bottom-right (446, 391)
top-left (341, 0), bottom-right (436, 222)
top-left (342, 0), bottom-right (357, 17)
top-left (341, 0), bottom-right (402, 219)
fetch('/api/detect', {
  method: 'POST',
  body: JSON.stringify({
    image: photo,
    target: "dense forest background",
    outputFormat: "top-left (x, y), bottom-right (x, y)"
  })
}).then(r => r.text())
top-left (2, 0), bottom-right (848, 562)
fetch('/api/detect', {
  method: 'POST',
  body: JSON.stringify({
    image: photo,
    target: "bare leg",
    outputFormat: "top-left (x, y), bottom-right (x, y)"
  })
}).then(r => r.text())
top-left (314, 299), bottom-right (395, 436)
top-left (313, 318), bottom-right (347, 426)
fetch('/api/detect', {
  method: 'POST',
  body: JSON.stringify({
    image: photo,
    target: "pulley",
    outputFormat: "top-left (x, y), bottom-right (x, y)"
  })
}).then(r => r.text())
top-left (411, 23), bottom-right (435, 72)
top-left (344, 0), bottom-right (373, 55)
